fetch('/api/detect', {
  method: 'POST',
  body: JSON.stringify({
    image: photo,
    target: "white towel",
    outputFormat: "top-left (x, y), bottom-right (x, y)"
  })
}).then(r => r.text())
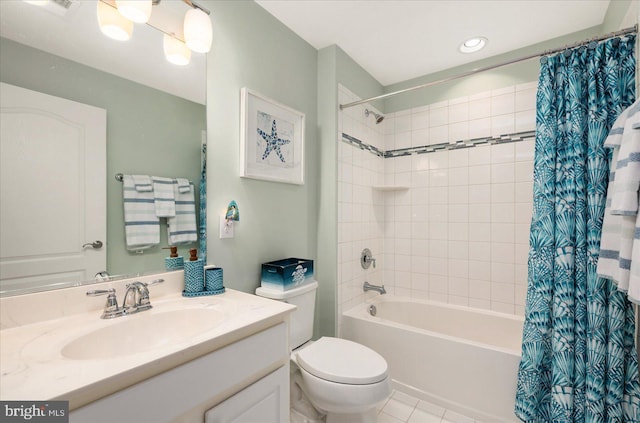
top-left (151, 176), bottom-right (176, 217)
top-left (131, 174), bottom-right (152, 192)
top-left (597, 98), bottom-right (640, 304)
top-left (122, 175), bottom-right (159, 250)
top-left (167, 181), bottom-right (197, 245)
top-left (176, 178), bottom-right (191, 193)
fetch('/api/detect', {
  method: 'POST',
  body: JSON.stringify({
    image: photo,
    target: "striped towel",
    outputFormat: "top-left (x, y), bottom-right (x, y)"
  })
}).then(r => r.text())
top-left (597, 98), bottom-right (640, 304)
top-left (152, 176), bottom-right (176, 217)
top-left (176, 178), bottom-right (191, 193)
top-left (167, 181), bottom-right (197, 245)
top-left (122, 175), bottom-right (159, 250)
top-left (132, 174), bottom-right (152, 192)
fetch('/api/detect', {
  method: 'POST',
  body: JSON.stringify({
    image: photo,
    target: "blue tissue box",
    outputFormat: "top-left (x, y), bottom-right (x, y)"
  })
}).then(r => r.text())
top-left (261, 258), bottom-right (314, 290)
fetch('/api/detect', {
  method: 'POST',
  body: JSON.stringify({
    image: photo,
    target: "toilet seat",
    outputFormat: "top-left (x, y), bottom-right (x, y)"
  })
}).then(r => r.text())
top-left (296, 337), bottom-right (388, 385)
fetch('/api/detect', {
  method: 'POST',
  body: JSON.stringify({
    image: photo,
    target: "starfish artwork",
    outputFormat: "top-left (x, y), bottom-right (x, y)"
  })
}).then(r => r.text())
top-left (257, 118), bottom-right (291, 163)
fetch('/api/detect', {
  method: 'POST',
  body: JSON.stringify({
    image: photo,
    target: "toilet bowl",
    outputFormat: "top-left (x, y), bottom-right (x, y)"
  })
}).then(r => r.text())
top-left (291, 337), bottom-right (391, 423)
top-left (255, 282), bottom-right (391, 423)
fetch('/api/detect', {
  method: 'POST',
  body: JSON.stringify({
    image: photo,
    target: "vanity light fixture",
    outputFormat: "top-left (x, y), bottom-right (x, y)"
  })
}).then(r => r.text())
top-left (184, 7), bottom-right (212, 53)
top-left (97, 0), bottom-right (133, 41)
top-left (163, 33), bottom-right (191, 66)
top-left (96, 0), bottom-right (212, 65)
top-left (459, 36), bottom-right (487, 54)
top-left (115, 0), bottom-right (152, 24)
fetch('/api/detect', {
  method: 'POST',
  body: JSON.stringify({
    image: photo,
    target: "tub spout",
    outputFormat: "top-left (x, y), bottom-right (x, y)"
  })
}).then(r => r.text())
top-left (363, 281), bottom-right (386, 295)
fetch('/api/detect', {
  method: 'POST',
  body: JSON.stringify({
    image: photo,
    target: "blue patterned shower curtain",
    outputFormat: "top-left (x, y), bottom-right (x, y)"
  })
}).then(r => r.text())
top-left (515, 36), bottom-right (640, 422)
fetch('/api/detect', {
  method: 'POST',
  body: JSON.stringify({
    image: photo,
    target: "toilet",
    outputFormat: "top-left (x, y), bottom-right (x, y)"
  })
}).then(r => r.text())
top-left (256, 281), bottom-right (391, 423)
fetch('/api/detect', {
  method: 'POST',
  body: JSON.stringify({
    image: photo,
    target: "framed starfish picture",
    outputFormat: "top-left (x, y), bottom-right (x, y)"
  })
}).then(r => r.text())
top-left (240, 88), bottom-right (305, 185)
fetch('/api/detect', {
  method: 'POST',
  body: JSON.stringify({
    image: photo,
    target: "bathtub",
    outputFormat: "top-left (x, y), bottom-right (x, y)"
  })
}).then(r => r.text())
top-left (341, 296), bottom-right (524, 423)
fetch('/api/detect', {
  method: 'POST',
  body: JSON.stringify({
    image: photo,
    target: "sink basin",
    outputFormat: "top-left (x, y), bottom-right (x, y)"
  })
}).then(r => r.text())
top-left (62, 308), bottom-right (223, 360)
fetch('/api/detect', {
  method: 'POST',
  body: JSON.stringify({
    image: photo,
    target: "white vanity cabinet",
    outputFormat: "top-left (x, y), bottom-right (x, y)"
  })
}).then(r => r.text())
top-left (69, 323), bottom-right (289, 423)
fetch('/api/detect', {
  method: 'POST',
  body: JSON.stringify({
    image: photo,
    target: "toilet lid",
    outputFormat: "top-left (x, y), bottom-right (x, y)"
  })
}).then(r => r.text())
top-left (296, 337), bottom-right (388, 385)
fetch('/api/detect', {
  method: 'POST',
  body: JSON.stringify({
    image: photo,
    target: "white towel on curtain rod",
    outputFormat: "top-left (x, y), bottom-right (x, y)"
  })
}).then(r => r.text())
top-left (597, 98), bottom-right (640, 303)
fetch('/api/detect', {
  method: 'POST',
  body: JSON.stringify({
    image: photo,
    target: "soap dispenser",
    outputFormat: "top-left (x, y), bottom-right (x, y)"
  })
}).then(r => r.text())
top-left (163, 246), bottom-right (184, 271)
top-left (183, 248), bottom-right (204, 293)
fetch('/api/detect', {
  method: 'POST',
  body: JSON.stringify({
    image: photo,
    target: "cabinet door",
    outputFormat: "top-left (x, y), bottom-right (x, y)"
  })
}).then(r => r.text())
top-left (205, 366), bottom-right (289, 423)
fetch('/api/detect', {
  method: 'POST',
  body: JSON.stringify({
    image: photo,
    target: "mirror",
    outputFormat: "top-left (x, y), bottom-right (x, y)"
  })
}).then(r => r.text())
top-left (0, 0), bottom-right (207, 296)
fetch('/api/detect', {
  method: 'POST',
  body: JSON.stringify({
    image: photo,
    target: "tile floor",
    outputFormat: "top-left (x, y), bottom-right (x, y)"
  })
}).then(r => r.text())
top-left (377, 390), bottom-right (482, 423)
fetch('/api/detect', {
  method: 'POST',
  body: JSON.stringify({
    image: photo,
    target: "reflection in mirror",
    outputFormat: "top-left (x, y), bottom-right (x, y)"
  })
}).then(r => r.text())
top-left (0, 0), bottom-right (207, 296)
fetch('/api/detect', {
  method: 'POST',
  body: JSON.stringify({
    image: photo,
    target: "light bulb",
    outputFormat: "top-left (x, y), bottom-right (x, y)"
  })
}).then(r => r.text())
top-left (163, 34), bottom-right (191, 66)
top-left (97, 1), bottom-right (133, 41)
top-left (115, 0), bottom-right (152, 24)
top-left (184, 8), bottom-right (212, 53)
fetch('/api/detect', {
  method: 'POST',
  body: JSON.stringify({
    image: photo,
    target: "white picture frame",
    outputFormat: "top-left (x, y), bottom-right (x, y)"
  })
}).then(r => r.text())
top-left (240, 88), bottom-right (305, 185)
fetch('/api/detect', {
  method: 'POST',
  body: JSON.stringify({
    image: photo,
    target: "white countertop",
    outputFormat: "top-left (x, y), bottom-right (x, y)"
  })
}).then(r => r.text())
top-left (0, 275), bottom-right (294, 410)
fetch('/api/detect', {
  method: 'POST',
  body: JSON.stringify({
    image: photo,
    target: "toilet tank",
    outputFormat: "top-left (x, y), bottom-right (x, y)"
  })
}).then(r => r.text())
top-left (255, 281), bottom-right (318, 349)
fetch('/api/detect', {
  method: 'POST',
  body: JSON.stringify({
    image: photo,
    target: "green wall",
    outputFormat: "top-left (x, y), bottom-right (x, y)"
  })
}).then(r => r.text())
top-left (203, 1), bottom-right (320, 306)
top-left (316, 44), bottom-right (384, 336)
top-left (0, 37), bottom-right (206, 277)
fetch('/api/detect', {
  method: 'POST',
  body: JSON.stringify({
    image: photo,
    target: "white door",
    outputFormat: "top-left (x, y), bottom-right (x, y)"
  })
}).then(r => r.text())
top-left (0, 82), bottom-right (106, 293)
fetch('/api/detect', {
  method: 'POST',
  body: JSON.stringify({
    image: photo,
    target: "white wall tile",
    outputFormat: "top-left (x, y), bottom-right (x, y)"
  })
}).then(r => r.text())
top-left (469, 241), bottom-right (491, 261)
top-left (448, 149), bottom-right (469, 168)
top-left (376, 81), bottom-right (537, 315)
top-left (412, 111), bottom-right (429, 130)
top-left (429, 105), bottom-right (449, 127)
top-left (429, 125), bottom-right (449, 144)
top-left (395, 114), bottom-right (412, 133)
top-left (469, 203), bottom-right (490, 222)
top-left (449, 102), bottom-right (469, 123)
top-left (469, 184), bottom-right (491, 204)
top-left (491, 93), bottom-right (515, 115)
top-left (515, 110), bottom-right (535, 132)
top-left (491, 114), bottom-right (515, 136)
top-left (395, 130), bottom-right (412, 149)
top-left (469, 97), bottom-right (491, 120)
top-left (449, 122), bottom-right (469, 142)
top-left (468, 145), bottom-right (491, 165)
top-left (515, 87), bottom-right (536, 112)
top-left (492, 183), bottom-right (515, 203)
top-left (492, 163), bottom-right (515, 183)
top-left (449, 167), bottom-right (469, 186)
top-left (469, 118), bottom-right (491, 139)
top-left (469, 165), bottom-right (491, 185)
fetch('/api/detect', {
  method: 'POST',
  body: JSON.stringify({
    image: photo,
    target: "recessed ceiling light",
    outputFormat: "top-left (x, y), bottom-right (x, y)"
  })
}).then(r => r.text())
top-left (459, 36), bottom-right (487, 53)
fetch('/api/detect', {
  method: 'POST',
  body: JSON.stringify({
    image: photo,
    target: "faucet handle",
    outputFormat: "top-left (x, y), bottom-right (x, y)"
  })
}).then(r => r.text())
top-left (86, 288), bottom-right (115, 296)
top-left (361, 248), bottom-right (376, 269)
top-left (139, 279), bottom-right (164, 308)
top-left (86, 288), bottom-right (123, 319)
top-left (144, 278), bottom-right (164, 287)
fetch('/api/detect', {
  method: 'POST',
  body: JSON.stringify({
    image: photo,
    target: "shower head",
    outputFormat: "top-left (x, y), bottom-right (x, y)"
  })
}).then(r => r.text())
top-left (365, 109), bottom-right (384, 124)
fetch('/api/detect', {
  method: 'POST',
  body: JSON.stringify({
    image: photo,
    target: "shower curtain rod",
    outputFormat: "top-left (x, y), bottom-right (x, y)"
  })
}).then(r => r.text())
top-left (339, 24), bottom-right (638, 110)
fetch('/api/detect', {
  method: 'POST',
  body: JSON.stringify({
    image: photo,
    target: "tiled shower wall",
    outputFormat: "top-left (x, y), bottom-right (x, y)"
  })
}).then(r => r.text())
top-left (337, 86), bottom-right (385, 328)
top-left (337, 82), bottom-right (537, 327)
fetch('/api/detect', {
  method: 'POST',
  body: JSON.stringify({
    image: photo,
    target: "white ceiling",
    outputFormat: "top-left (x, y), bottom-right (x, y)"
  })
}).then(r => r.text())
top-left (255, 0), bottom-right (613, 86)
top-left (0, 0), bottom-right (206, 104)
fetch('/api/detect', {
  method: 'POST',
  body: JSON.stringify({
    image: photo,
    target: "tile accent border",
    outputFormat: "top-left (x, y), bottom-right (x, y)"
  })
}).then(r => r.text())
top-left (341, 130), bottom-right (536, 159)
top-left (342, 133), bottom-right (385, 157)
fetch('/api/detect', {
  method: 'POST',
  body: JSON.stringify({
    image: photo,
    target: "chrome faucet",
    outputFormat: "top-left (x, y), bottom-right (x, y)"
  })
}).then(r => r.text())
top-left (363, 281), bottom-right (386, 295)
top-left (87, 278), bottom-right (164, 318)
top-left (123, 281), bottom-right (150, 314)
top-left (86, 288), bottom-right (124, 319)
top-left (122, 278), bottom-right (164, 315)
